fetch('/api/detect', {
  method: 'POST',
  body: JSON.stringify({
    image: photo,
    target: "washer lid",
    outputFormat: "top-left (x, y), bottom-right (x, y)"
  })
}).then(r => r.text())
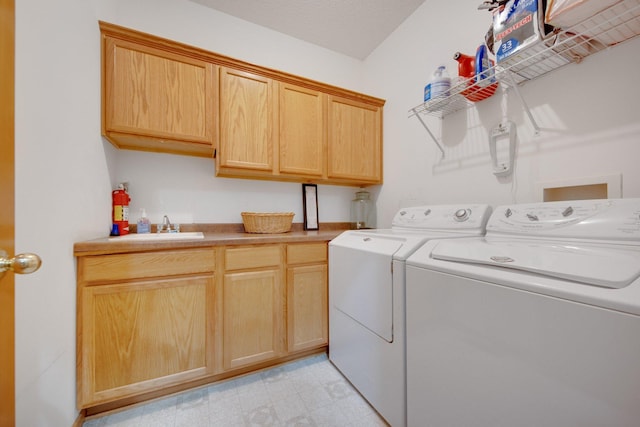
top-left (431, 238), bottom-right (640, 289)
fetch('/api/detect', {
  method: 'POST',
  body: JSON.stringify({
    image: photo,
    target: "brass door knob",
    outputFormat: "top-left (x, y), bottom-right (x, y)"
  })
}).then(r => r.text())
top-left (0, 249), bottom-right (42, 274)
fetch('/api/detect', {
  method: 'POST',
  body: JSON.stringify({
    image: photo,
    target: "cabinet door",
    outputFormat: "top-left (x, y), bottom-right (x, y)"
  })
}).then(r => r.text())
top-left (327, 95), bottom-right (382, 183)
top-left (279, 84), bottom-right (325, 177)
top-left (103, 36), bottom-right (216, 156)
top-left (222, 269), bottom-right (285, 370)
top-left (218, 67), bottom-right (276, 172)
top-left (79, 275), bottom-right (214, 407)
top-left (287, 264), bottom-right (328, 352)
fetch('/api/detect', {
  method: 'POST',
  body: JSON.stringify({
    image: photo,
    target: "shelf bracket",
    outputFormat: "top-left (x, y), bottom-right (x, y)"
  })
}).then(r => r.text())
top-left (504, 70), bottom-right (541, 136)
top-left (411, 107), bottom-right (445, 159)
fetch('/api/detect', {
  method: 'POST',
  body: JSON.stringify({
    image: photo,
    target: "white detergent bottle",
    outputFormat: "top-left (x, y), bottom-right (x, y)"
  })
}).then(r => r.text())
top-left (430, 65), bottom-right (451, 98)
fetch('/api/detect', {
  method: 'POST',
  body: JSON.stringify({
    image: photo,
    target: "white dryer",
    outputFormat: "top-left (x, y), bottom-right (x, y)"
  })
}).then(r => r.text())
top-left (329, 204), bottom-right (492, 427)
top-left (406, 198), bottom-right (640, 427)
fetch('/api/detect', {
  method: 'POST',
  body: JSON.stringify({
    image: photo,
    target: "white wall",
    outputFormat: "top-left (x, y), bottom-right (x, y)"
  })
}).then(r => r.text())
top-left (14, 0), bottom-right (640, 424)
top-left (15, 0), bottom-right (111, 425)
top-left (366, 0), bottom-right (640, 225)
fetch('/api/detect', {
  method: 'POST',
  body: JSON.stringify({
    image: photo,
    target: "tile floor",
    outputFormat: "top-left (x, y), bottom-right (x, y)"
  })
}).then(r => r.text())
top-left (83, 353), bottom-right (389, 427)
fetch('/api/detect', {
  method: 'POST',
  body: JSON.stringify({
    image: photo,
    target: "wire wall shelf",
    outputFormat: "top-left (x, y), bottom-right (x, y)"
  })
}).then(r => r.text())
top-left (409, 0), bottom-right (640, 154)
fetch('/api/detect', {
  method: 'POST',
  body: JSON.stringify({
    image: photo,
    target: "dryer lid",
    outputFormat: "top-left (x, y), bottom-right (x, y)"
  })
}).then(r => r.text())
top-left (431, 238), bottom-right (640, 289)
top-left (330, 229), bottom-right (427, 260)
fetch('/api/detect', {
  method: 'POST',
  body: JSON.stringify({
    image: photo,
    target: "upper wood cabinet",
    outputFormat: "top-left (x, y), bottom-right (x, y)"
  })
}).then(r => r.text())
top-left (327, 95), bottom-right (383, 183)
top-left (278, 84), bottom-right (326, 178)
top-left (216, 82), bottom-right (383, 185)
top-left (101, 24), bottom-right (217, 157)
top-left (99, 21), bottom-right (384, 185)
top-left (216, 78), bottom-right (329, 182)
top-left (217, 68), bottom-right (276, 173)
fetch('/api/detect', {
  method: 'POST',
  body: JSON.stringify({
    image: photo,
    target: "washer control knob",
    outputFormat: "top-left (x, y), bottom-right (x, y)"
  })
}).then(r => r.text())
top-left (505, 208), bottom-right (513, 218)
top-left (454, 209), bottom-right (470, 222)
top-left (562, 206), bottom-right (574, 217)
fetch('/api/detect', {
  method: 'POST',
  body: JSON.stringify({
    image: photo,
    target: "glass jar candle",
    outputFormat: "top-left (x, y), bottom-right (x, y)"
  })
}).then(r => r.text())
top-left (350, 190), bottom-right (376, 229)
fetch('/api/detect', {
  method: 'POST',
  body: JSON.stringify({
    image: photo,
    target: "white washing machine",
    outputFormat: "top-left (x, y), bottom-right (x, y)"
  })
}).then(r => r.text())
top-left (329, 204), bottom-right (492, 427)
top-left (406, 198), bottom-right (640, 427)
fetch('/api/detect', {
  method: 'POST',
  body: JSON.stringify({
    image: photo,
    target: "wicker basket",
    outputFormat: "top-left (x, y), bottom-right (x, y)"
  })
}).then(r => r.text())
top-left (241, 212), bottom-right (295, 234)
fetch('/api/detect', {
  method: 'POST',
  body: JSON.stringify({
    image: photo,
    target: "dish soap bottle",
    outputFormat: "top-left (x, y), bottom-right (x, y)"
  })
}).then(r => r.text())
top-left (137, 208), bottom-right (151, 234)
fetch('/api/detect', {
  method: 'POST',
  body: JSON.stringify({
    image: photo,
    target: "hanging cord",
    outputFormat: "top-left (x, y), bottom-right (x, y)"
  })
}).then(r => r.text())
top-left (500, 84), bottom-right (518, 203)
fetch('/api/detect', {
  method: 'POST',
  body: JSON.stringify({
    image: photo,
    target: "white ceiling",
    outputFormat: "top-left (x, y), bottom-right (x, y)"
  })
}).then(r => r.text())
top-left (189, 0), bottom-right (427, 59)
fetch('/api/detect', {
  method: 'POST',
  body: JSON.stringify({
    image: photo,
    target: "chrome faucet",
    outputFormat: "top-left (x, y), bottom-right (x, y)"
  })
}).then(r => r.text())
top-left (158, 215), bottom-right (179, 233)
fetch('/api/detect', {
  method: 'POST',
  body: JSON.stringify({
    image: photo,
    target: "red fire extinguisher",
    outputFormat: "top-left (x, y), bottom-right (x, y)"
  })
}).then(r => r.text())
top-left (112, 184), bottom-right (130, 235)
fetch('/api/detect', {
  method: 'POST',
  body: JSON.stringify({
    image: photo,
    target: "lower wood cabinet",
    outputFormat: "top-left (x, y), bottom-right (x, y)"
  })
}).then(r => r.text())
top-left (218, 243), bottom-right (328, 371)
top-left (221, 245), bottom-right (285, 370)
top-left (76, 248), bottom-right (216, 408)
top-left (76, 241), bottom-right (329, 411)
top-left (286, 243), bottom-right (328, 352)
